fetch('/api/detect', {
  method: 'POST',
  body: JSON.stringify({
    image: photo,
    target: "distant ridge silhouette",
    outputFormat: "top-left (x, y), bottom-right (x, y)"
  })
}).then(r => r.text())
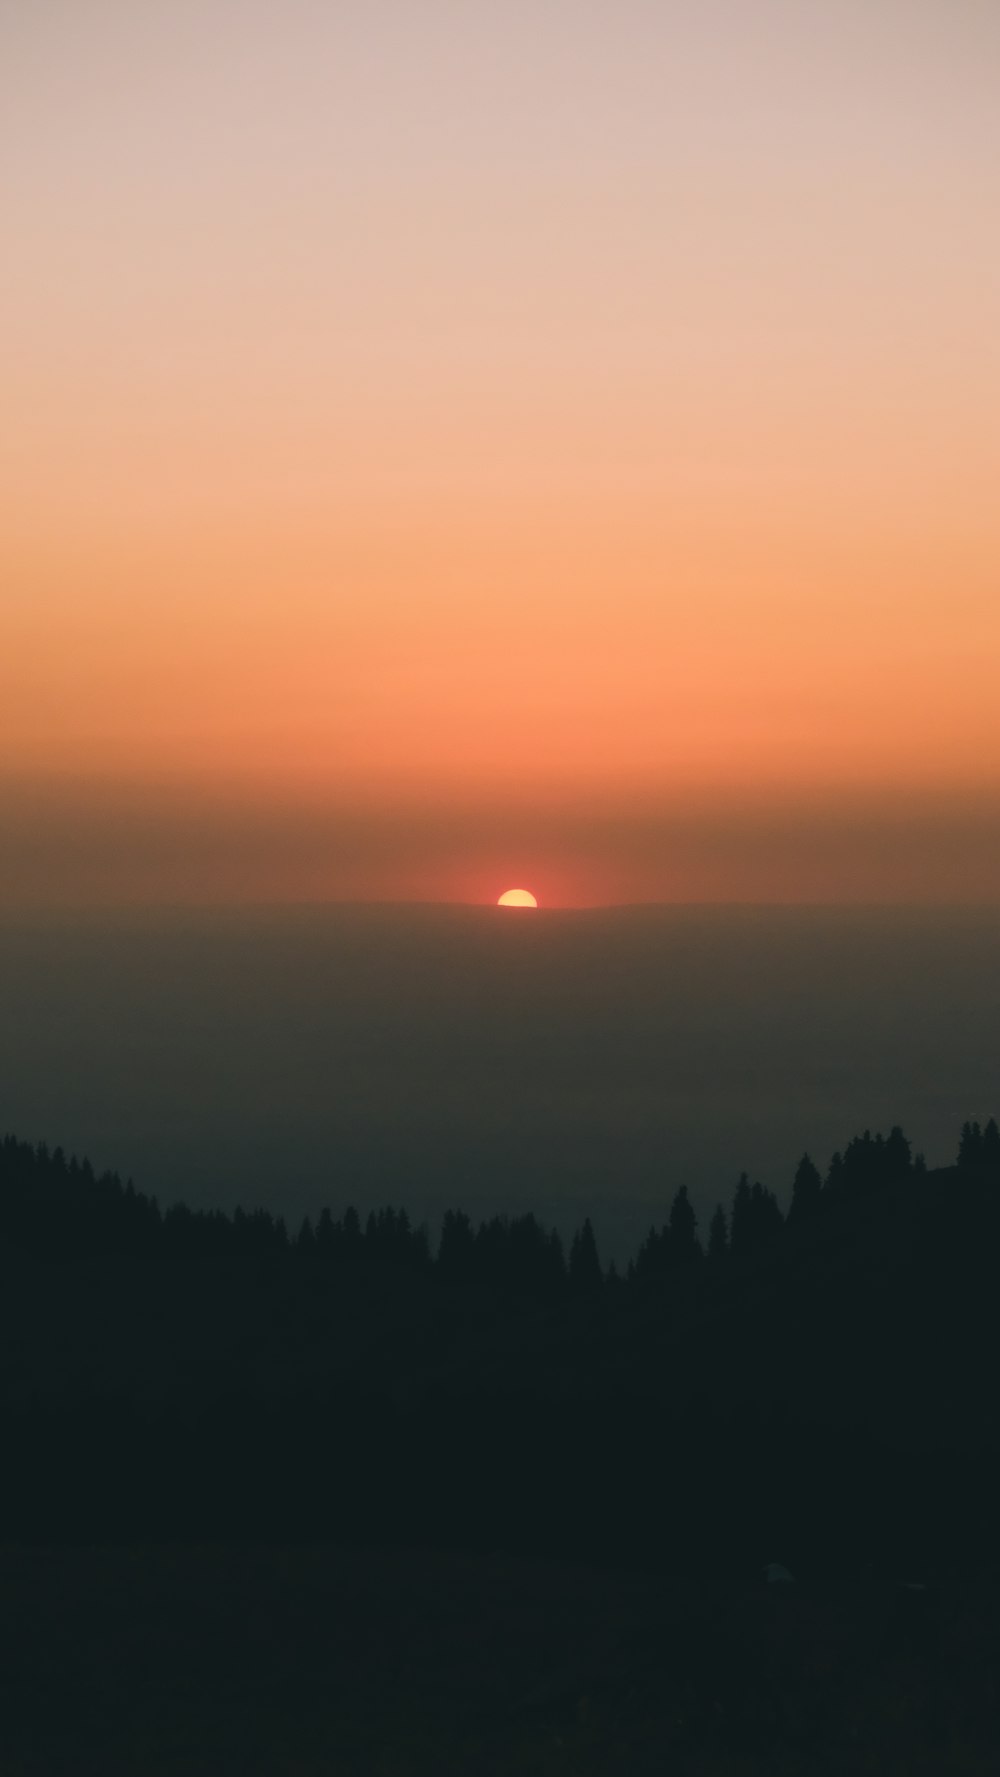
top-left (3, 1115), bottom-right (997, 1280)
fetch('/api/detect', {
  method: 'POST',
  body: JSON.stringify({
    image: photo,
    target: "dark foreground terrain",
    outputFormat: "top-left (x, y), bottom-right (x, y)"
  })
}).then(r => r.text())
top-left (2, 1118), bottom-right (1000, 1769)
top-left (3, 1544), bottom-right (999, 1775)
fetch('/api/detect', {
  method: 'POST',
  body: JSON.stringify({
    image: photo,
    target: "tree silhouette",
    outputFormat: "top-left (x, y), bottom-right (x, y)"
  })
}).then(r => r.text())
top-left (509, 1213), bottom-right (565, 1296)
top-left (957, 1117), bottom-right (999, 1183)
top-left (729, 1174), bottom-right (754, 1255)
top-left (840, 1131), bottom-right (882, 1198)
top-left (569, 1217), bottom-right (603, 1295)
top-left (633, 1224), bottom-right (665, 1285)
top-left (707, 1202), bottom-right (728, 1260)
top-left (884, 1125), bottom-right (913, 1182)
top-left (438, 1209), bottom-right (474, 1276)
top-left (315, 1206), bottom-right (336, 1258)
top-left (730, 1173), bottom-right (782, 1252)
top-left (665, 1185), bottom-right (700, 1266)
top-left (957, 1121), bottom-right (983, 1172)
top-left (788, 1153), bottom-right (822, 1225)
top-left (750, 1179), bottom-right (783, 1239)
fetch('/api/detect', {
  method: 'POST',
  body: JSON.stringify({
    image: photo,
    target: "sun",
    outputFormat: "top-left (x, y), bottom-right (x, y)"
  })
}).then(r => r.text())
top-left (497, 888), bottom-right (538, 908)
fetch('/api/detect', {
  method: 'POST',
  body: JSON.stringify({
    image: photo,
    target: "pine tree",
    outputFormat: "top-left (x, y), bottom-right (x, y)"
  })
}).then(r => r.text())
top-left (547, 1228), bottom-right (567, 1286)
top-left (750, 1180), bottom-right (783, 1240)
top-left (788, 1153), bottom-right (822, 1224)
top-left (634, 1224), bottom-right (664, 1284)
top-left (707, 1202), bottom-right (728, 1260)
top-left (730, 1174), bottom-right (754, 1254)
top-left (841, 1131), bottom-right (879, 1198)
top-left (315, 1206), bottom-right (335, 1258)
top-left (569, 1217), bottom-right (603, 1295)
top-left (438, 1208), bottom-right (475, 1277)
top-left (665, 1185), bottom-right (699, 1265)
top-left (411, 1222), bottom-right (432, 1269)
top-left (958, 1121), bottom-right (984, 1172)
top-left (884, 1125), bottom-right (912, 1181)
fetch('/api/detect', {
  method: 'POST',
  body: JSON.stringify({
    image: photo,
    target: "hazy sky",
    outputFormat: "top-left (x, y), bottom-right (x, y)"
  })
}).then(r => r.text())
top-left (3, 1), bottom-right (998, 904)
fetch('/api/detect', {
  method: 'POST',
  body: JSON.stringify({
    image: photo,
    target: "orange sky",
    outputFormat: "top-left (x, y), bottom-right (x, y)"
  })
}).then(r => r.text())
top-left (2, 1), bottom-right (999, 905)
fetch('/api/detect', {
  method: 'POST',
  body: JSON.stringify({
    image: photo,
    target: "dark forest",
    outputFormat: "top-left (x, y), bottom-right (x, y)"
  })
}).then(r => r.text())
top-left (4, 1117), bottom-right (1000, 1770)
top-left (4, 1115), bottom-right (1000, 1559)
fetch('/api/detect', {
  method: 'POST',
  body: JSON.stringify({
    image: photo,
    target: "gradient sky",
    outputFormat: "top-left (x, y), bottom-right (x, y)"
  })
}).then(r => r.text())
top-left (3, 1), bottom-right (999, 904)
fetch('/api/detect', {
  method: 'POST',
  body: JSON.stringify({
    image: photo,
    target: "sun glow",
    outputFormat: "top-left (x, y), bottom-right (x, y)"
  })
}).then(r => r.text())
top-left (497, 888), bottom-right (538, 908)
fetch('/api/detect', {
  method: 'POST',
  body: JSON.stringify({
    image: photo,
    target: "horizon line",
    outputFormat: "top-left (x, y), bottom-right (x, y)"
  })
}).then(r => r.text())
top-left (1, 897), bottom-right (999, 918)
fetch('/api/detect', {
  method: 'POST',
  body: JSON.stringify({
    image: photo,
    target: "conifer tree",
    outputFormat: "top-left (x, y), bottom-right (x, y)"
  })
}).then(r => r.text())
top-left (665, 1185), bottom-right (700, 1264)
top-left (750, 1179), bottom-right (783, 1239)
top-left (438, 1208), bottom-right (475, 1276)
top-left (633, 1224), bottom-right (664, 1283)
top-left (884, 1125), bottom-right (912, 1180)
top-left (569, 1217), bottom-right (603, 1294)
top-left (315, 1206), bottom-right (335, 1257)
top-left (729, 1173), bottom-right (754, 1254)
top-left (411, 1222), bottom-right (432, 1269)
top-left (707, 1202), bottom-right (728, 1260)
top-left (788, 1153), bottom-right (822, 1224)
top-left (958, 1121), bottom-right (984, 1171)
top-left (547, 1228), bottom-right (567, 1285)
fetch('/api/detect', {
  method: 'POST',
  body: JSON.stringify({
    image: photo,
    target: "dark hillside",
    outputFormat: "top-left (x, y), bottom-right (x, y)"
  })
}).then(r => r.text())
top-left (2, 1122), bottom-right (999, 1571)
top-left (3, 1122), bottom-right (1000, 1772)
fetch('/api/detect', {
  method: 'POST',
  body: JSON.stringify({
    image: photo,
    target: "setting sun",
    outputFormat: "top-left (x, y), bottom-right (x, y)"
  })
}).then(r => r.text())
top-left (497, 889), bottom-right (538, 908)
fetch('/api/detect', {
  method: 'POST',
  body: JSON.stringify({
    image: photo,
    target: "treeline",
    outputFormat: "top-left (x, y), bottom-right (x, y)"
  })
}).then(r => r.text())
top-left (2, 1116), bottom-right (998, 1290)
top-left (4, 1117), bottom-right (1000, 1569)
